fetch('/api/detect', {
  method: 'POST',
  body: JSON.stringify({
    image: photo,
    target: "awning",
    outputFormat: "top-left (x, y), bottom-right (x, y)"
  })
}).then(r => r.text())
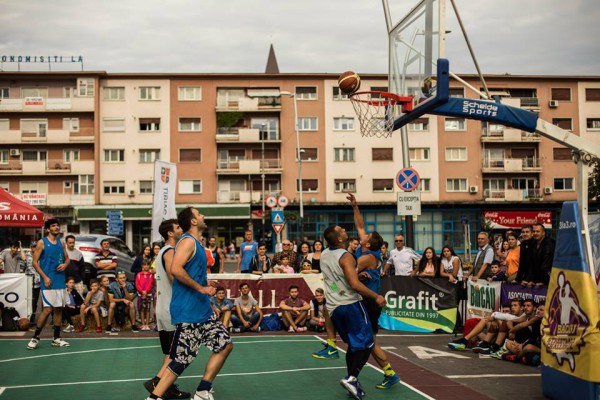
top-left (0, 187), bottom-right (45, 228)
top-left (75, 204), bottom-right (250, 221)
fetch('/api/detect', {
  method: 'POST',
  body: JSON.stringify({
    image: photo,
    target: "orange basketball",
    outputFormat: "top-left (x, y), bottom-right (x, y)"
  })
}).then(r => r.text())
top-left (17, 318), bottom-right (30, 331)
top-left (338, 71), bottom-right (361, 94)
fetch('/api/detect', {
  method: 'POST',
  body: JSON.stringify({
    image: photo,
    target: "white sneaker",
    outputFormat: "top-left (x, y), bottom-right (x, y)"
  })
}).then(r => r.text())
top-left (27, 338), bottom-right (39, 350)
top-left (51, 338), bottom-right (70, 347)
top-left (63, 324), bottom-right (75, 333)
top-left (194, 389), bottom-right (215, 400)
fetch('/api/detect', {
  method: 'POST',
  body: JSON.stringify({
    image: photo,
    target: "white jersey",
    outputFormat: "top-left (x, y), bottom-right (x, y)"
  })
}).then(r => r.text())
top-left (154, 244), bottom-right (175, 331)
top-left (320, 247), bottom-right (362, 314)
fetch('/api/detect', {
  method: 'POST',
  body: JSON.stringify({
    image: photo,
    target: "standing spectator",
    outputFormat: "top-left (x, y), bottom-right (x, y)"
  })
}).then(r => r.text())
top-left (413, 247), bottom-right (438, 278)
top-left (1, 241), bottom-right (26, 273)
top-left (228, 241), bottom-right (236, 260)
top-left (280, 285), bottom-right (311, 332)
top-left (380, 241), bottom-right (390, 268)
top-left (95, 239), bottom-right (117, 281)
top-left (467, 232), bottom-right (494, 281)
top-left (64, 235), bottom-right (86, 294)
top-left (136, 258), bottom-right (155, 331)
top-left (307, 240), bottom-right (323, 272)
top-left (131, 244), bottom-right (151, 277)
top-left (297, 241), bottom-right (311, 271)
top-left (495, 240), bottom-right (509, 265)
top-left (347, 237), bottom-right (360, 255)
top-left (106, 271), bottom-right (139, 333)
top-left (208, 236), bottom-right (225, 274)
top-left (27, 218), bottom-right (71, 350)
top-left (527, 223), bottom-right (555, 287)
top-left (248, 242), bottom-right (272, 275)
top-left (76, 279), bottom-right (104, 333)
top-left (210, 287), bottom-right (234, 330)
top-left (230, 282), bottom-right (263, 333)
top-left (516, 225), bottom-right (534, 284)
top-left (62, 277), bottom-right (84, 332)
top-left (151, 243), bottom-right (162, 263)
top-left (383, 234), bottom-right (420, 276)
top-left (23, 242), bottom-right (41, 323)
top-left (307, 288), bottom-right (326, 332)
top-left (504, 232), bottom-right (521, 282)
top-left (272, 240), bottom-right (299, 271)
top-left (439, 245), bottom-right (463, 283)
top-left (236, 230), bottom-right (258, 273)
top-left (487, 261), bottom-right (507, 282)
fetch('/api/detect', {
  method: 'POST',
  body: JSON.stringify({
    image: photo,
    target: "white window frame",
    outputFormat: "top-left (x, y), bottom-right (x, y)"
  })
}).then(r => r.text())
top-left (22, 150), bottom-right (47, 162)
top-left (22, 87), bottom-right (48, 98)
top-left (20, 181), bottom-right (47, 194)
top-left (408, 120), bottom-right (429, 131)
top-left (295, 86), bottom-right (317, 100)
top-left (62, 118), bottom-right (80, 133)
top-left (296, 179), bottom-right (319, 193)
top-left (0, 119), bottom-right (8, 130)
top-left (139, 180), bottom-right (154, 194)
top-left (334, 179), bottom-right (356, 193)
top-left (63, 87), bottom-right (75, 98)
top-left (104, 149), bottom-right (125, 163)
top-left (298, 117), bottom-right (317, 131)
top-left (418, 178), bottom-right (431, 192)
top-left (0, 88), bottom-right (9, 99)
top-left (139, 118), bottom-right (161, 132)
top-left (553, 177), bottom-right (574, 191)
top-left (75, 175), bottom-right (94, 195)
top-left (103, 117), bottom-right (125, 132)
top-left (0, 150), bottom-right (9, 164)
top-left (332, 87), bottom-right (349, 101)
top-left (63, 149), bottom-right (80, 162)
top-left (139, 86), bottom-right (161, 101)
top-left (139, 149), bottom-right (160, 163)
top-left (178, 86), bottom-right (202, 101)
top-left (178, 117), bottom-right (202, 132)
top-left (179, 148), bottom-right (202, 163)
top-left (103, 87), bottom-right (125, 101)
top-left (334, 148), bottom-right (355, 162)
top-left (445, 147), bottom-right (467, 161)
top-left (587, 118), bottom-right (600, 131)
top-left (299, 148), bottom-right (318, 161)
top-left (20, 119), bottom-right (48, 137)
top-left (333, 117), bottom-right (355, 131)
top-left (446, 178), bottom-right (468, 192)
top-left (444, 118), bottom-right (466, 131)
top-left (179, 180), bottom-right (202, 194)
top-left (0, 181), bottom-right (9, 190)
top-left (77, 79), bottom-right (94, 97)
top-left (409, 147), bottom-right (430, 161)
top-left (103, 181), bottom-right (125, 195)
top-left (372, 179), bottom-right (394, 193)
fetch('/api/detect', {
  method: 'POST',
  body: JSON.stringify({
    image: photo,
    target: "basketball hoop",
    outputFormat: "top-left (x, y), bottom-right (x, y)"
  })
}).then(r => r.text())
top-left (349, 91), bottom-right (414, 138)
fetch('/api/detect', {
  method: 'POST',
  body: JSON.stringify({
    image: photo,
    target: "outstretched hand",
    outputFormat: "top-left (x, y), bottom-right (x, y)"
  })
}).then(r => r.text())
top-left (346, 193), bottom-right (357, 207)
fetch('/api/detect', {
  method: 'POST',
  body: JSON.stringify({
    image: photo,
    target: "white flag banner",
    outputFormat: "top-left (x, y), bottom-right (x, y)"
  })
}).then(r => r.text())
top-left (0, 273), bottom-right (30, 318)
top-left (151, 160), bottom-right (177, 243)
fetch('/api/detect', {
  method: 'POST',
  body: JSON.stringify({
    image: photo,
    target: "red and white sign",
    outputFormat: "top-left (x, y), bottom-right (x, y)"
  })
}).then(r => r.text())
top-left (483, 211), bottom-right (552, 229)
top-left (21, 193), bottom-right (46, 206)
top-left (277, 195), bottom-right (289, 208)
top-left (24, 96), bottom-right (44, 106)
top-left (272, 223), bottom-right (285, 234)
top-left (265, 196), bottom-right (278, 208)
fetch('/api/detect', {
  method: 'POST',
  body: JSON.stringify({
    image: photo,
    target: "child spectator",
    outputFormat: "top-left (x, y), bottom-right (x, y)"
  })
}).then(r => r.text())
top-left (306, 288), bottom-right (326, 332)
top-left (210, 286), bottom-right (234, 329)
top-left (273, 255), bottom-right (295, 274)
top-left (98, 276), bottom-right (110, 318)
top-left (300, 260), bottom-right (319, 274)
top-left (248, 242), bottom-right (272, 275)
top-left (136, 258), bottom-right (155, 331)
top-left (77, 280), bottom-right (104, 333)
top-left (63, 277), bottom-right (84, 332)
top-left (487, 260), bottom-right (506, 282)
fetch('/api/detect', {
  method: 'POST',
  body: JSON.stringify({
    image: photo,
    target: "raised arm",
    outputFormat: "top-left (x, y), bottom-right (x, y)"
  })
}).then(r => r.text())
top-left (347, 193), bottom-right (368, 243)
top-left (340, 253), bottom-right (385, 307)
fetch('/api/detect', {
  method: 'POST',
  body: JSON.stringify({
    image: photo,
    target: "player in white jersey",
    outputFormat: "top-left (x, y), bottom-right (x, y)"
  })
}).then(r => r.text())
top-left (144, 219), bottom-right (190, 400)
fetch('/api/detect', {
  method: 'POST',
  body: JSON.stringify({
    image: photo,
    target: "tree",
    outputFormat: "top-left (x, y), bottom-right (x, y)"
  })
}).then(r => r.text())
top-left (589, 160), bottom-right (600, 202)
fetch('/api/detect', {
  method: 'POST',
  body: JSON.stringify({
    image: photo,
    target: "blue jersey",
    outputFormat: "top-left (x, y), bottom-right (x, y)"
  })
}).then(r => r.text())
top-left (239, 241), bottom-right (258, 272)
top-left (355, 246), bottom-right (382, 293)
top-left (40, 237), bottom-right (66, 290)
top-left (170, 233), bottom-right (212, 324)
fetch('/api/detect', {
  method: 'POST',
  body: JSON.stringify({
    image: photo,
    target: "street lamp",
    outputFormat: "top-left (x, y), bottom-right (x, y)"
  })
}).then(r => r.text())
top-left (260, 123), bottom-right (266, 241)
top-left (279, 91), bottom-right (304, 239)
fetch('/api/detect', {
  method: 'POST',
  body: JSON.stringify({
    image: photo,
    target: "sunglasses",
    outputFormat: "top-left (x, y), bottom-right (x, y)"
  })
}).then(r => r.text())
top-left (394, 240), bottom-right (404, 242)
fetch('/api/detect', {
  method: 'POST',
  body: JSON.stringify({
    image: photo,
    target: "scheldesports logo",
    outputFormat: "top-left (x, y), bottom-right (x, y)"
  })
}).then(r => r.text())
top-left (543, 271), bottom-right (590, 372)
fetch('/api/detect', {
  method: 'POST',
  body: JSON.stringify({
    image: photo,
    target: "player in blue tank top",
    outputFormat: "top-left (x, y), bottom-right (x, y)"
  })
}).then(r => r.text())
top-left (148, 207), bottom-right (233, 400)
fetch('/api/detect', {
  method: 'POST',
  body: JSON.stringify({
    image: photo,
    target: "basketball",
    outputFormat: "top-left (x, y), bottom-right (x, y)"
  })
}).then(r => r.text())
top-left (17, 318), bottom-right (30, 331)
top-left (338, 71), bottom-right (361, 94)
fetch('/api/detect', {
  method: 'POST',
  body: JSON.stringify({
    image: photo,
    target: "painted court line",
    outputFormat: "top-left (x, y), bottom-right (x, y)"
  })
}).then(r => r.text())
top-left (0, 388), bottom-right (4, 396)
top-left (446, 373), bottom-right (541, 379)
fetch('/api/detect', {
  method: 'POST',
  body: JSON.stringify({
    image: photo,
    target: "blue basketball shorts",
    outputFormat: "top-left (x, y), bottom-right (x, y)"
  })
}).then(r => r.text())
top-left (330, 302), bottom-right (374, 351)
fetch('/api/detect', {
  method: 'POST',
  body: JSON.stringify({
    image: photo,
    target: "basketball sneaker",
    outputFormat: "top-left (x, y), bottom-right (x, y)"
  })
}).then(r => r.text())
top-left (63, 324), bottom-right (75, 333)
top-left (376, 373), bottom-right (401, 389)
top-left (27, 338), bottom-right (39, 350)
top-left (447, 337), bottom-right (468, 351)
top-left (164, 383), bottom-right (191, 399)
top-left (51, 338), bottom-right (70, 347)
top-left (340, 375), bottom-right (363, 400)
top-left (193, 389), bottom-right (215, 400)
top-left (312, 344), bottom-right (339, 359)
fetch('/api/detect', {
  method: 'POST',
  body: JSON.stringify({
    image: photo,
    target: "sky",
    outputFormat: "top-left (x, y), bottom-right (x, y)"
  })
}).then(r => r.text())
top-left (0, 0), bottom-right (598, 76)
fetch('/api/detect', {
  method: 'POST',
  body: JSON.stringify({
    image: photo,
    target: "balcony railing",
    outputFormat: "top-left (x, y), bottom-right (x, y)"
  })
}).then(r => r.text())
top-left (216, 96), bottom-right (282, 112)
top-left (481, 127), bottom-right (541, 142)
top-left (216, 127), bottom-right (280, 142)
top-left (483, 188), bottom-right (543, 201)
top-left (0, 128), bottom-right (94, 144)
top-left (482, 157), bottom-right (542, 172)
top-left (0, 97), bottom-right (94, 112)
top-left (217, 190), bottom-right (262, 203)
top-left (0, 160), bottom-right (23, 174)
top-left (217, 158), bottom-right (282, 174)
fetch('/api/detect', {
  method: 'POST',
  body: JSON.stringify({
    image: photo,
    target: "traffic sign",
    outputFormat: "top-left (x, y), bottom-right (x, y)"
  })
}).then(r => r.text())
top-left (396, 168), bottom-right (421, 192)
top-left (271, 210), bottom-right (284, 224)
top-left (106, 210), bottom-right (123, 219)
top-left (277, 195), bottom-right (289, 208)
top-left (272, 223), bottom-right (285, 234)
top-left (265, 195), bottom-right (278, 208)
top-left (397, 191), bottom-right (421, 216)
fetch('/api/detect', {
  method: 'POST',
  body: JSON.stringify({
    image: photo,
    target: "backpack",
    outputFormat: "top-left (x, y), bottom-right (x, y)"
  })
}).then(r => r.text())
top-left (260, 313), bottom-right (283, 331)
top-left (1, 307), bottom-right (19, 331)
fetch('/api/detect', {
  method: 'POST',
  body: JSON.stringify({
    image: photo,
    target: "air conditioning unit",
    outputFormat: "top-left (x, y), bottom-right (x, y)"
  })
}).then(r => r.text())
top-left (544, 187), bottom-right (553, 194)
top-left (549, 100), bottom-right (559, 108)
top-left (128, 190), bottom-right (135, 197)
top-left (9, 149), bottom-right (20, 157)
top-left (469, 185), bottom-right (479, 193)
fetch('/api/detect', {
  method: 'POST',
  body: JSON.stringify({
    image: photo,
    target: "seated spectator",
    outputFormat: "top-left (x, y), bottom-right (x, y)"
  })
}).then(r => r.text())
top-left (63, 277), bottom-right (84, 332)
top-left (76, 279), bottom-right (104, 333)
top-left (106, 271), bottom-right (140, 333)
top-left (492, 298), bottom-right (539, 359)
top-left (300, 260), bottom-right (320, 274)
top-left (230, 282), bottom-right (263, 333)
top-left (487, 261), bottom-right (506, 282)
top-left (273, 255), bottom-right (295, 274)
top-left (135, 258), bottom-right (155, 331)
top-left (98, 276), bottom-right (110, 318)
top-left (210, 286), bottom-right (234, 329)
top-left (503, 304), bottom-right (543, 365)
top-left (280, 285), bottom-right (311, 333)
top-left (248, 242), bottom-right (272, 275)
top-left (413, 247), bottom-right (438, 278)
top-left (306, 288), bottom-right (326, 332)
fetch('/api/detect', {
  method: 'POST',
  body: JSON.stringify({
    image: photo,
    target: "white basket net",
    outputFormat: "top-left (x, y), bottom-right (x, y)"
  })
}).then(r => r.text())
top-left (350, 91), bottom-right (410, 139)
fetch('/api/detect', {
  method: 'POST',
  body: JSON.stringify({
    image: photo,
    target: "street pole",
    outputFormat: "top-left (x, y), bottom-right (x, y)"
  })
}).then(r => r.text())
top-left (261, 124), bottom-right (266, 241)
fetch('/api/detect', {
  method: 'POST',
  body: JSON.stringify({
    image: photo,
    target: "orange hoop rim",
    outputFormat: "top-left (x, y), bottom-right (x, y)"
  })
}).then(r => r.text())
top-left (349, 91), bottom-right (413, 107)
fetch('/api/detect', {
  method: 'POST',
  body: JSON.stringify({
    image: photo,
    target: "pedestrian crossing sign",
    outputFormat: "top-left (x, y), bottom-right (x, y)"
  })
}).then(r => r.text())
top-left (272, 210), bottom-right (284, 224)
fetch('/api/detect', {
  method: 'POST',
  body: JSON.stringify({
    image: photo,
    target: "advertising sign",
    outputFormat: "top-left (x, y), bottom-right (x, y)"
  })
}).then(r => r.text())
top-left (483, 211), bottom-right (552, 229)
top-left (466, 279), bottom-right (502, 319)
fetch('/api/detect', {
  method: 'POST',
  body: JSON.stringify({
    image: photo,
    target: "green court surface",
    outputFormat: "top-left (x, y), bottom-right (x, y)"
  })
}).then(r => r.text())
top-left (0, 335), bottom-right (431, 400)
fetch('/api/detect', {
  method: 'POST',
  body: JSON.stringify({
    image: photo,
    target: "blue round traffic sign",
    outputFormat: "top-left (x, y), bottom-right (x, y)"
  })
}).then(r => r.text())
top-left (396, 168), bottom-right (420, 192)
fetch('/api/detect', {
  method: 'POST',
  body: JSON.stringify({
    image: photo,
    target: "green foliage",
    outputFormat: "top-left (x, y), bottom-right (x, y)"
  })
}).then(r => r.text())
top-left (589, 160), bottom-right (600, 201)
top-left (217, 112), bottom-right (244, 128)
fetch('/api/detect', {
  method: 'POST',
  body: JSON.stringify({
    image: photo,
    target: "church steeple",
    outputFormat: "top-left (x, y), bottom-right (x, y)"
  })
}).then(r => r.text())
top-left (265, 44), bottom-right (280, 74)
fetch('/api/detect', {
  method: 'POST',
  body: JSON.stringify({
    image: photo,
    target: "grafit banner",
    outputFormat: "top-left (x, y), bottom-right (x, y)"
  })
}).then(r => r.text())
top-left (379, 276), bottom-right (457, 333)
top-left (466, 279), bottom-right (502, 319)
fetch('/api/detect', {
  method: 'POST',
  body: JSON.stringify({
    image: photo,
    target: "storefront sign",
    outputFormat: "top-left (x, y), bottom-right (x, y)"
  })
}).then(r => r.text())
top-left (21, 193), bottom-right (46, 206)
top-left (483, 211), bottom-right (552, 229)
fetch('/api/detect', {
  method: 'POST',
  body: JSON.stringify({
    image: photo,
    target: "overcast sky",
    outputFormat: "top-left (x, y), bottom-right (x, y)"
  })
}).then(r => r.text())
top-left (1, 0), bottom-right (598, 76)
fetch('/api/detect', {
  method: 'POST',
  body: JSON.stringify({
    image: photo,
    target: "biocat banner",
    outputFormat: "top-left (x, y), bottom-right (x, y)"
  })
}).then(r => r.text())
top-left (466, 279), bottom-right (502, 319)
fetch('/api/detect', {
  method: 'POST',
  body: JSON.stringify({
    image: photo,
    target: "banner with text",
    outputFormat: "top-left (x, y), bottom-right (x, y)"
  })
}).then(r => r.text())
top-left (379, 276), bottom-right (458, 333)
top-left (0, 273), bottom-right (31, 318)
top-left (501, 283), bottom-right (547, 306)
top-left (151, 160), bottom-right (177, 243)
top-left (483, 211), bottom-right (552, 229)
top-left (466, 279), bottom-right (502, 319)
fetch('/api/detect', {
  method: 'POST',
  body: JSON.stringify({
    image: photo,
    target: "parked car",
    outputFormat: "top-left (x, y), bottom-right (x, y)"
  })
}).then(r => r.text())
top-left (71, 234), bottom-right (136, 285)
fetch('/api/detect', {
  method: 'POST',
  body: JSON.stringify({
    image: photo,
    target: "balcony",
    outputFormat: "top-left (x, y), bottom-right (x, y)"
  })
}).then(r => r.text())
top-left (0, 128), bottom-right (94, 144)
top-left (0, 97), bottom-right (95, 112)
top-left (216, 127), bottom-right (280, 143)
top-left (0, 160), bottom-right (23, 174)
top-left (216, 96), bottom-right (282, 112)
top-left (0, 159), bottom-right (92, 176)
top-left (518, 97), bottom-right (539, 111)
top-left (216, 158), bottom-right (282, 175)
top-left (484, 188), bottom-right (543, 201)
top-left (217, 190), bottom-right (261, 203)
top-left (482, 157), bottom-right (542, 173)
top-left (481, 127), bottom-right (541, 142)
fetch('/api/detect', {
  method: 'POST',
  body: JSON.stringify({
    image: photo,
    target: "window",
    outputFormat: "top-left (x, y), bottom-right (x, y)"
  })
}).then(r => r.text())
top-left (445, 147), bottom-right (467, 161)
top-left (62, 118), bottom-right (79, 132)
top-left (298, 117), bottom-right (317, 131)
top-left (22, 87), bottom-right (48, 98)
top-left (553, 147), bottom-right (571, 161)
top-left (103, 118), bottom-right (125, 132)
top-left (554, 177), bottom-right (574, 191)
top-left (372, 148), bottom-right (393, 161)
top-left (139, 180), bottom-right (153, 194)
top-left (409, 147), bottom-right (430, 161)
top-left (334, 148), bottom-right (355, 162)
top-left (333, 117), bottom-right (354, 131)
top-left (551, 88), bottom-right (571, 101)
top-left (104, 149), bottom-right (125, 162)
top-left (0, 182), bottom-right (8, 190)
top-left (297, 179), bottom-right (318, 192)
top-left (180, 180), bottom-right (202, 194)
top-left (103, 87), bottom-right (125, 101)
top-left (446, 178), bottom-right (468, 192)
top-left (139, 118), bottom-right (161, 132)
top-left (332, 87), bottom-right (349, 100)
top-left (408, 118), bottom-right (429, 131)
top-left (334, 179), bottom-right (356, 193)
top-left (373, 179), bottom-right (393, 192)
top-left (139, 86), bottom-right (161, 100)
top-left (585, 88), bottom-right (600, 102)
top-left (552, 118), bottom-right (572, 131)
top-left (22, 150), bottom-right (46, 161)
top-left (587, 118), bottom-right (600, 130)
top-left (295, 86), bottom-right (317, 100)
top-left (418, 178), bottom-right (431, 192)
top-left (0, 88), bottom-right (9, 98)
top-left (0, 150), bottom-right (8, 164)
top-left (103, 181), bottom-right (125, 194)
top-left (178, 86), bottom-right (202, 101)
top-left (74, 175), bottom-right (94, 195)
top-left (299, 148), bottom-right (318, 161)
top-left (64, 87), bottom-right (75, 98)
top-left (20, 119), bottom-right (47, 137)
top-left (139, 149), bottom-right (160, 163)
top-left (449, 87), bottom-right (464, 98)
top-left (179, 117), bottom-right (202, 132)
top-left (20, 182), bottom-right (47, 194)
top-left (77, 79), bottom-right (94, 97)
top-left (445, 118), bottom-right (466, 131)
top-left (0, 119), bottom-right (8, 130)
top-left (63, 150), bottom-right (80, 162)
top-left (179, 148), bottom-right (202, 162)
